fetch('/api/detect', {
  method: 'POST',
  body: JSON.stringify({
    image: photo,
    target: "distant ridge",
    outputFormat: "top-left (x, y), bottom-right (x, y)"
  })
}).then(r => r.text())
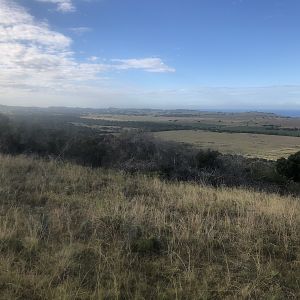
top-left (1, 104), bottom-right (299, 118)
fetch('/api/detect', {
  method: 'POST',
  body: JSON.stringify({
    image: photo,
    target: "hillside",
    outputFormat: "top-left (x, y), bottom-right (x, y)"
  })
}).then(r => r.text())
top-left (0, 155), bottom-right (299, 299)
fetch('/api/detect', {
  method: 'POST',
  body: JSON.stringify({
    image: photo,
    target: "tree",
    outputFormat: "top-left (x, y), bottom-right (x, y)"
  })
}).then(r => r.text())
top-left (276, 151), bottom-right (300, 182)
top-left (195, 149), bottom-right (221, 169)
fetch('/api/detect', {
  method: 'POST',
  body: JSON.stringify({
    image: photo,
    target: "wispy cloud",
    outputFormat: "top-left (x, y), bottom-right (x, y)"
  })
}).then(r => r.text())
top-left (88, 56), bottom-right (99, 62)
top-left (111, 58), bottom-right (176, 73)
top-left (35, 0), bottom-right (76, 13)
top-left (69, 27), bottom-right (92, 35)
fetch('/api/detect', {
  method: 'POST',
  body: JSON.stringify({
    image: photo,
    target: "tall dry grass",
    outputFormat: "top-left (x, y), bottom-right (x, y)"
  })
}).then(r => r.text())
top-left (0, 154), bottom-right (299, 299)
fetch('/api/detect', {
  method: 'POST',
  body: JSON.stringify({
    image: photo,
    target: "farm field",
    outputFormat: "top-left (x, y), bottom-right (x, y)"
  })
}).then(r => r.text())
top-left (154, 130), bottom-right (300, 160)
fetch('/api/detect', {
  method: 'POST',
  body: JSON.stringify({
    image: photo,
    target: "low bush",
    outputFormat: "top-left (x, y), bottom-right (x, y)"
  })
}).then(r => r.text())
top-left (276, 151), bottom-right (300, 182)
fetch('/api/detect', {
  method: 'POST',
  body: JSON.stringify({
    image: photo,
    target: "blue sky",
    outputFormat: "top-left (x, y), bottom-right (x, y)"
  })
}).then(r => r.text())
top-left (1, 0), bottom-right (300, 109)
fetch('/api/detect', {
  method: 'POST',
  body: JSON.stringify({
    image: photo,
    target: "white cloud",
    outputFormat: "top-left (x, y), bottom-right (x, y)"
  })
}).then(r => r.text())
top-left (88, 56), bottom-right (99, 61)
top-left (0, 1), bottom-right (33, 25)
top-left (35, 0), bottom-right (76, 13)
top-left (0, 23), bottom-right (71, 48)
top-left (0, 0), bottom-right (175, 99)
top-left (0, 0), bottom-right (108, 93)
top-left (69, 27), bottom-right (92, 35)
top-left (111, 58), bottom-right (176, 73)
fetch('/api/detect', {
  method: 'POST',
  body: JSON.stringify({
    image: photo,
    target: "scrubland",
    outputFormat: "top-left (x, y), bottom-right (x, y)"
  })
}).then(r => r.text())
top-left (0, 155), bottom-right (299, 299)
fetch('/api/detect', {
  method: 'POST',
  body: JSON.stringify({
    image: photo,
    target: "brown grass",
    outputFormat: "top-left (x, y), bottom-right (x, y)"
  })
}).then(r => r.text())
top-left (154, 130), bottom-right (300, 160)
top-left (0, 155), bottom-right (299, 299)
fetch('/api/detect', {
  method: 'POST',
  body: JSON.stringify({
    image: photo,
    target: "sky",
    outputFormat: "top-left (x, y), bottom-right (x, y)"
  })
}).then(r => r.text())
top-left (1, 0), bottom-right (300, 109)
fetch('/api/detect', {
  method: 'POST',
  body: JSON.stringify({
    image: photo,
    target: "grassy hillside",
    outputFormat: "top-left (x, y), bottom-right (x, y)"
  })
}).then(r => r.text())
top-left (0, 155), bottom-right (299, 299)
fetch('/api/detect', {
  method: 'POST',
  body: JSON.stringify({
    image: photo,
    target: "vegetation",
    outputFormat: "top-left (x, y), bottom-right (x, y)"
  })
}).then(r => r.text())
top-left (82, 109), bottom-right (300, 137)
top-left (0, 108), bottom-right (300, 298)
top-left (154, 130), bottom-right (300, 160)
top-left (0, 155), bottom-right (299, 299)
top-left (82, 114), bottom-right (300, 137)
top-left (1, 113), bottom-right (300, 196)
top-left (1, 105), bottom-right (300, 137)
top-left (276, 151), bottom-right (300, 182)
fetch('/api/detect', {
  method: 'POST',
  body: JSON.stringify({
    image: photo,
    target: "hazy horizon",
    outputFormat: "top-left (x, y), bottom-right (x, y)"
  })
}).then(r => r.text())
top-left (1, 0), bottom-right (300, 109)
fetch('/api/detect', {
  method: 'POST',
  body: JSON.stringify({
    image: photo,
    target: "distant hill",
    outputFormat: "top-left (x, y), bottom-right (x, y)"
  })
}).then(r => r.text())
top-left (0, 104), bottom-right (286, 117)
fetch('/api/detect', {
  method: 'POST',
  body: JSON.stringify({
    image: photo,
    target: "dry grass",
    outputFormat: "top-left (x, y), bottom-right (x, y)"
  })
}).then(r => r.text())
top-left (0, 155), bottom-right (299, 299)
top-left (154, 130), bottom-right (300, 160)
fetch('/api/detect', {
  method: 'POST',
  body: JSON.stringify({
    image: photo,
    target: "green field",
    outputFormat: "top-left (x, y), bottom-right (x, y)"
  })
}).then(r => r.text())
top-left (154, 130), bottom-right (300, 160)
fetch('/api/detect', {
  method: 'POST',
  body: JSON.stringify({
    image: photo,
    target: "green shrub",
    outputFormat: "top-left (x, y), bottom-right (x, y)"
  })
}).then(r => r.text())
top-left (195, 149), bottom-right (221, 169)
top-left (276, 151), bottom-right (300, 182)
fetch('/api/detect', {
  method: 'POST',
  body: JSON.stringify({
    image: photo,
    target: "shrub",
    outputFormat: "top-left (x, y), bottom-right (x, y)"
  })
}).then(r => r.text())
top-left (195, 149), bottom-right (221, 169)
top-left (276, 151), bottom-right (300, 182)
